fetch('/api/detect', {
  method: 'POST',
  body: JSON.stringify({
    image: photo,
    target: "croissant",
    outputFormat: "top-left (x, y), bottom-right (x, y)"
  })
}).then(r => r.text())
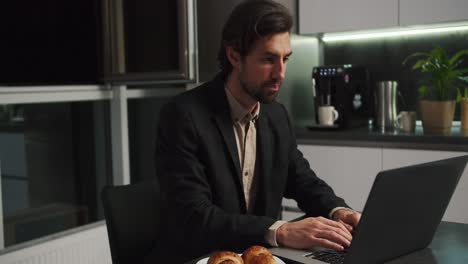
top-left (242, 246), bottom-right (276, 264)
top-left (207, 251), bottom-right (244, 264)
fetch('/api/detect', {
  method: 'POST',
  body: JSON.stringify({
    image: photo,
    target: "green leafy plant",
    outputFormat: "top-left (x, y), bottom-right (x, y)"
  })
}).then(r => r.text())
top-left (456, 77), bottom-right (468, 101)
top-left (403, 46), bottom-right (468, 101)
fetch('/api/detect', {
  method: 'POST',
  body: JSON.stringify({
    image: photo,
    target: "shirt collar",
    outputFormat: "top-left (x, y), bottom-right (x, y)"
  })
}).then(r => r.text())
top-left (225, 86), bottom-right (260, 124)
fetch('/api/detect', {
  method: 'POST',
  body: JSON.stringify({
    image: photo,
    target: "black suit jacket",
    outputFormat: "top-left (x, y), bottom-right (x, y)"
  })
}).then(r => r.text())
top-left (149, 74), bottom-right (348, 263)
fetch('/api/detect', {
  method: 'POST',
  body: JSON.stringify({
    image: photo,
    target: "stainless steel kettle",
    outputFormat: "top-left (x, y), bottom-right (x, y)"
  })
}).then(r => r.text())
top-left (375, 81), bottom-right (398, 130)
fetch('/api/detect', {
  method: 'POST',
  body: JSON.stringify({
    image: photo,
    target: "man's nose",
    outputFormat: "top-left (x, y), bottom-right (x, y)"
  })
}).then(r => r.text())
top-left (272, 60), bottom-right (286, 81)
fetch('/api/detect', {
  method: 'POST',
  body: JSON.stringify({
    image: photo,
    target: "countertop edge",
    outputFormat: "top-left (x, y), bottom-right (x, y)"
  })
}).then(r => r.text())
top-left (297, 138), bottom-right (468, 152)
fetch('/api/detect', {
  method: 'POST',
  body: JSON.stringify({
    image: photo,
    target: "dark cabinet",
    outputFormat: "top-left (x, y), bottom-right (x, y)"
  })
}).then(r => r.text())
top-left (103, 0), bottom-right (196, 84)
top-left (0, 0), bottom-right (195, 85)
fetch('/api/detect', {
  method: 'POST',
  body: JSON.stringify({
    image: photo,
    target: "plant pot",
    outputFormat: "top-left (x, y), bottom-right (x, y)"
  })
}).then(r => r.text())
top-left (461, 99), bottom-right (468, 131)
top-left (419, 100), bottom-right (456, 135)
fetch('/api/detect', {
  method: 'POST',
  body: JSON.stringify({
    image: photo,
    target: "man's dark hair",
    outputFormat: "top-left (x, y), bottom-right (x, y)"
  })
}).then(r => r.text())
top-left (217, 0), bottom-right (293, 77)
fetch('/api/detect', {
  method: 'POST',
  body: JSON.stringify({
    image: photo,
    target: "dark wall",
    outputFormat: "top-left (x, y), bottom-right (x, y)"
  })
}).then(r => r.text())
top-left (324, 31), bottom-right (468, 118)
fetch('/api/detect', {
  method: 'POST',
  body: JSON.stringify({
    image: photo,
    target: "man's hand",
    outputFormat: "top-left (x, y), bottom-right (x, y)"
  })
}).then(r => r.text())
top-left (276, 217), bottom-right (353, 251)
top-left (332, 208), bottom-right (361, 232)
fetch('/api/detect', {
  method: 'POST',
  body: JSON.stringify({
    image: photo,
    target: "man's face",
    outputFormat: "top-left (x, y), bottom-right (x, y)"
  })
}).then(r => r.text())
top-left (235, 32), bottom-right (292, 104)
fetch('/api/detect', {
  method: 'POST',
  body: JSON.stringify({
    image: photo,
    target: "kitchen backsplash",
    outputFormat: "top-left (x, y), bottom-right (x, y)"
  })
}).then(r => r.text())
top-left (324, 30), bottom-right (468, 118)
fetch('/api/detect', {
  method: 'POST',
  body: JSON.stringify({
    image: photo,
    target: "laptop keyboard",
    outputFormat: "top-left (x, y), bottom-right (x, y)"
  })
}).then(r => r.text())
top-left (305, 249), bottom-right (347, 264)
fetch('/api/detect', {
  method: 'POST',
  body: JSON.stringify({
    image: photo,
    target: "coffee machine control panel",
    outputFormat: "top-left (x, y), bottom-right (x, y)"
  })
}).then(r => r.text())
top-left (315, 66), bottom-right (343, 77)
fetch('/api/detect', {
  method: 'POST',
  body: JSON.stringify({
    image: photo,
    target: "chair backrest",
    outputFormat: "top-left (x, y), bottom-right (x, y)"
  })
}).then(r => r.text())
top-left (101, 180), bottom-right (160, 264)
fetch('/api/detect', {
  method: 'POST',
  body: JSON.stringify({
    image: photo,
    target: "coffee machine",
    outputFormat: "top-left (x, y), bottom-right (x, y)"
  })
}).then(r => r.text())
top-left (312, 65), bottom-right (373, 129)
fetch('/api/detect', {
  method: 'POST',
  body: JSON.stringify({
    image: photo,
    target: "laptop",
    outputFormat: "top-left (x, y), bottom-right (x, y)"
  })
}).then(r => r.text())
top-left (270, 155), bottom-right (468, 264)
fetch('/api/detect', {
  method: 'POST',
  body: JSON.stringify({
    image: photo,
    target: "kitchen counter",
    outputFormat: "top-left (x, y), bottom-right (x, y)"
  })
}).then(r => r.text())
top-left (296, 122), bottom-right (468, 152)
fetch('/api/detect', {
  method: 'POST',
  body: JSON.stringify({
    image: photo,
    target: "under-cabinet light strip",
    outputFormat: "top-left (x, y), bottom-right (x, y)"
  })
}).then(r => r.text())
top-left (322, 25), bottom-right (468, 42)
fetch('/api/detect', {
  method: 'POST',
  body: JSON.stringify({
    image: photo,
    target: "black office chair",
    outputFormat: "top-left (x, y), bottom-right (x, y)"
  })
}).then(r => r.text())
top-left (101, 180), bottom-right (160, 264)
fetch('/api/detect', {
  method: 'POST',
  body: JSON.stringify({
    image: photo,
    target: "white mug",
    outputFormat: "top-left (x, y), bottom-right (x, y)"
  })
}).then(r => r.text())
top-left (318, 106), bottom-right (339, 125)
top-left (398, 111), bottom-right (416, 133)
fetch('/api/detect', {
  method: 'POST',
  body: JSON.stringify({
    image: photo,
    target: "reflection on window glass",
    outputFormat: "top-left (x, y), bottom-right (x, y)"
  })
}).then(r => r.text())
top-left (128, 97), bottom-right (170, 183)
top-left (0, 101), bottom-right (111, 247)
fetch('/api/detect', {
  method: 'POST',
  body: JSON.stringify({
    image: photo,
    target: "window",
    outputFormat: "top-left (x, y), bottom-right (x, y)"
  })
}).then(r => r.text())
top-left (0, 101), bottom-right (111, 247)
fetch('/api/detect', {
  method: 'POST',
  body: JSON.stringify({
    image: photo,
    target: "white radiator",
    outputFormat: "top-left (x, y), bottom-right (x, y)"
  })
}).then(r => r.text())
top-left (0, 223), bottom-right (112, 264)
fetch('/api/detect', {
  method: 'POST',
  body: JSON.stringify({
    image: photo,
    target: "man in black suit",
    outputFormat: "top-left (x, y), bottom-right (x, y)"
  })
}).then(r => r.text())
top-left (151, 0), bottom-right (361, 263)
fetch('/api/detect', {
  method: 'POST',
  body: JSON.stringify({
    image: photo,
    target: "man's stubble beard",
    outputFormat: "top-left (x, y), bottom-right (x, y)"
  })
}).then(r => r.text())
top-left (238, 69), bottom-right (280, 104)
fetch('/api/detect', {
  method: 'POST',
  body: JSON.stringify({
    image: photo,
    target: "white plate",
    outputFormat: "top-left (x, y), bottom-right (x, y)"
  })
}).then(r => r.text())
top-left (196, 255), bottom-right (285, 264)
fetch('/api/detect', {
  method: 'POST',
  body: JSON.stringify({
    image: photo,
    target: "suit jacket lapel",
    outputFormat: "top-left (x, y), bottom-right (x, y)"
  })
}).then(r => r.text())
top-left (210, 77), bottom-right (243, 186)
top-left (213, 114), bottom-right (242, 181)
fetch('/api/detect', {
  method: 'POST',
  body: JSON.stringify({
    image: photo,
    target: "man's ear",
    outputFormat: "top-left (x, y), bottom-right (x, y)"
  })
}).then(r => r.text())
top-left (226, 46), bottom-right (241, 70)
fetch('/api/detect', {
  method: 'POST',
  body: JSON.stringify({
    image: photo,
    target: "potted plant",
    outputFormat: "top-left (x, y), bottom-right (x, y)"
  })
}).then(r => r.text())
top-left (404, 46), bottom-right (468, 134)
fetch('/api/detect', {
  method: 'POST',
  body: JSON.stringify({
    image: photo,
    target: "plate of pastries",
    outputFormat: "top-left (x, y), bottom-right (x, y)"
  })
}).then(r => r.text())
top-left (197, 245), bottom-right (285, 264)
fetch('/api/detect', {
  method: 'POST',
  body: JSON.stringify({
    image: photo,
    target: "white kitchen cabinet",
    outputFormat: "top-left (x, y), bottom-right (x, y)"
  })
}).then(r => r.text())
top-left (399, 0), bottom-right (468, 26)
top-left (281, 209), bottom-right (305, 221)
top-left (299, 0), bottom-right (468, 35)
top-left (298, 0), bottom-right (398, 34)
top-left (382, 148), bottom-right (468, 224)
top-left (298, 145), bottom-right (382, 212)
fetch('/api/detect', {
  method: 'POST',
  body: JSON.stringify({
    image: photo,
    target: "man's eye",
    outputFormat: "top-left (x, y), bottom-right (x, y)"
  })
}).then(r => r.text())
top-left (283, 57), bottom-right (290, 63)
top-left (264, 57), bottom-right (275, 63)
